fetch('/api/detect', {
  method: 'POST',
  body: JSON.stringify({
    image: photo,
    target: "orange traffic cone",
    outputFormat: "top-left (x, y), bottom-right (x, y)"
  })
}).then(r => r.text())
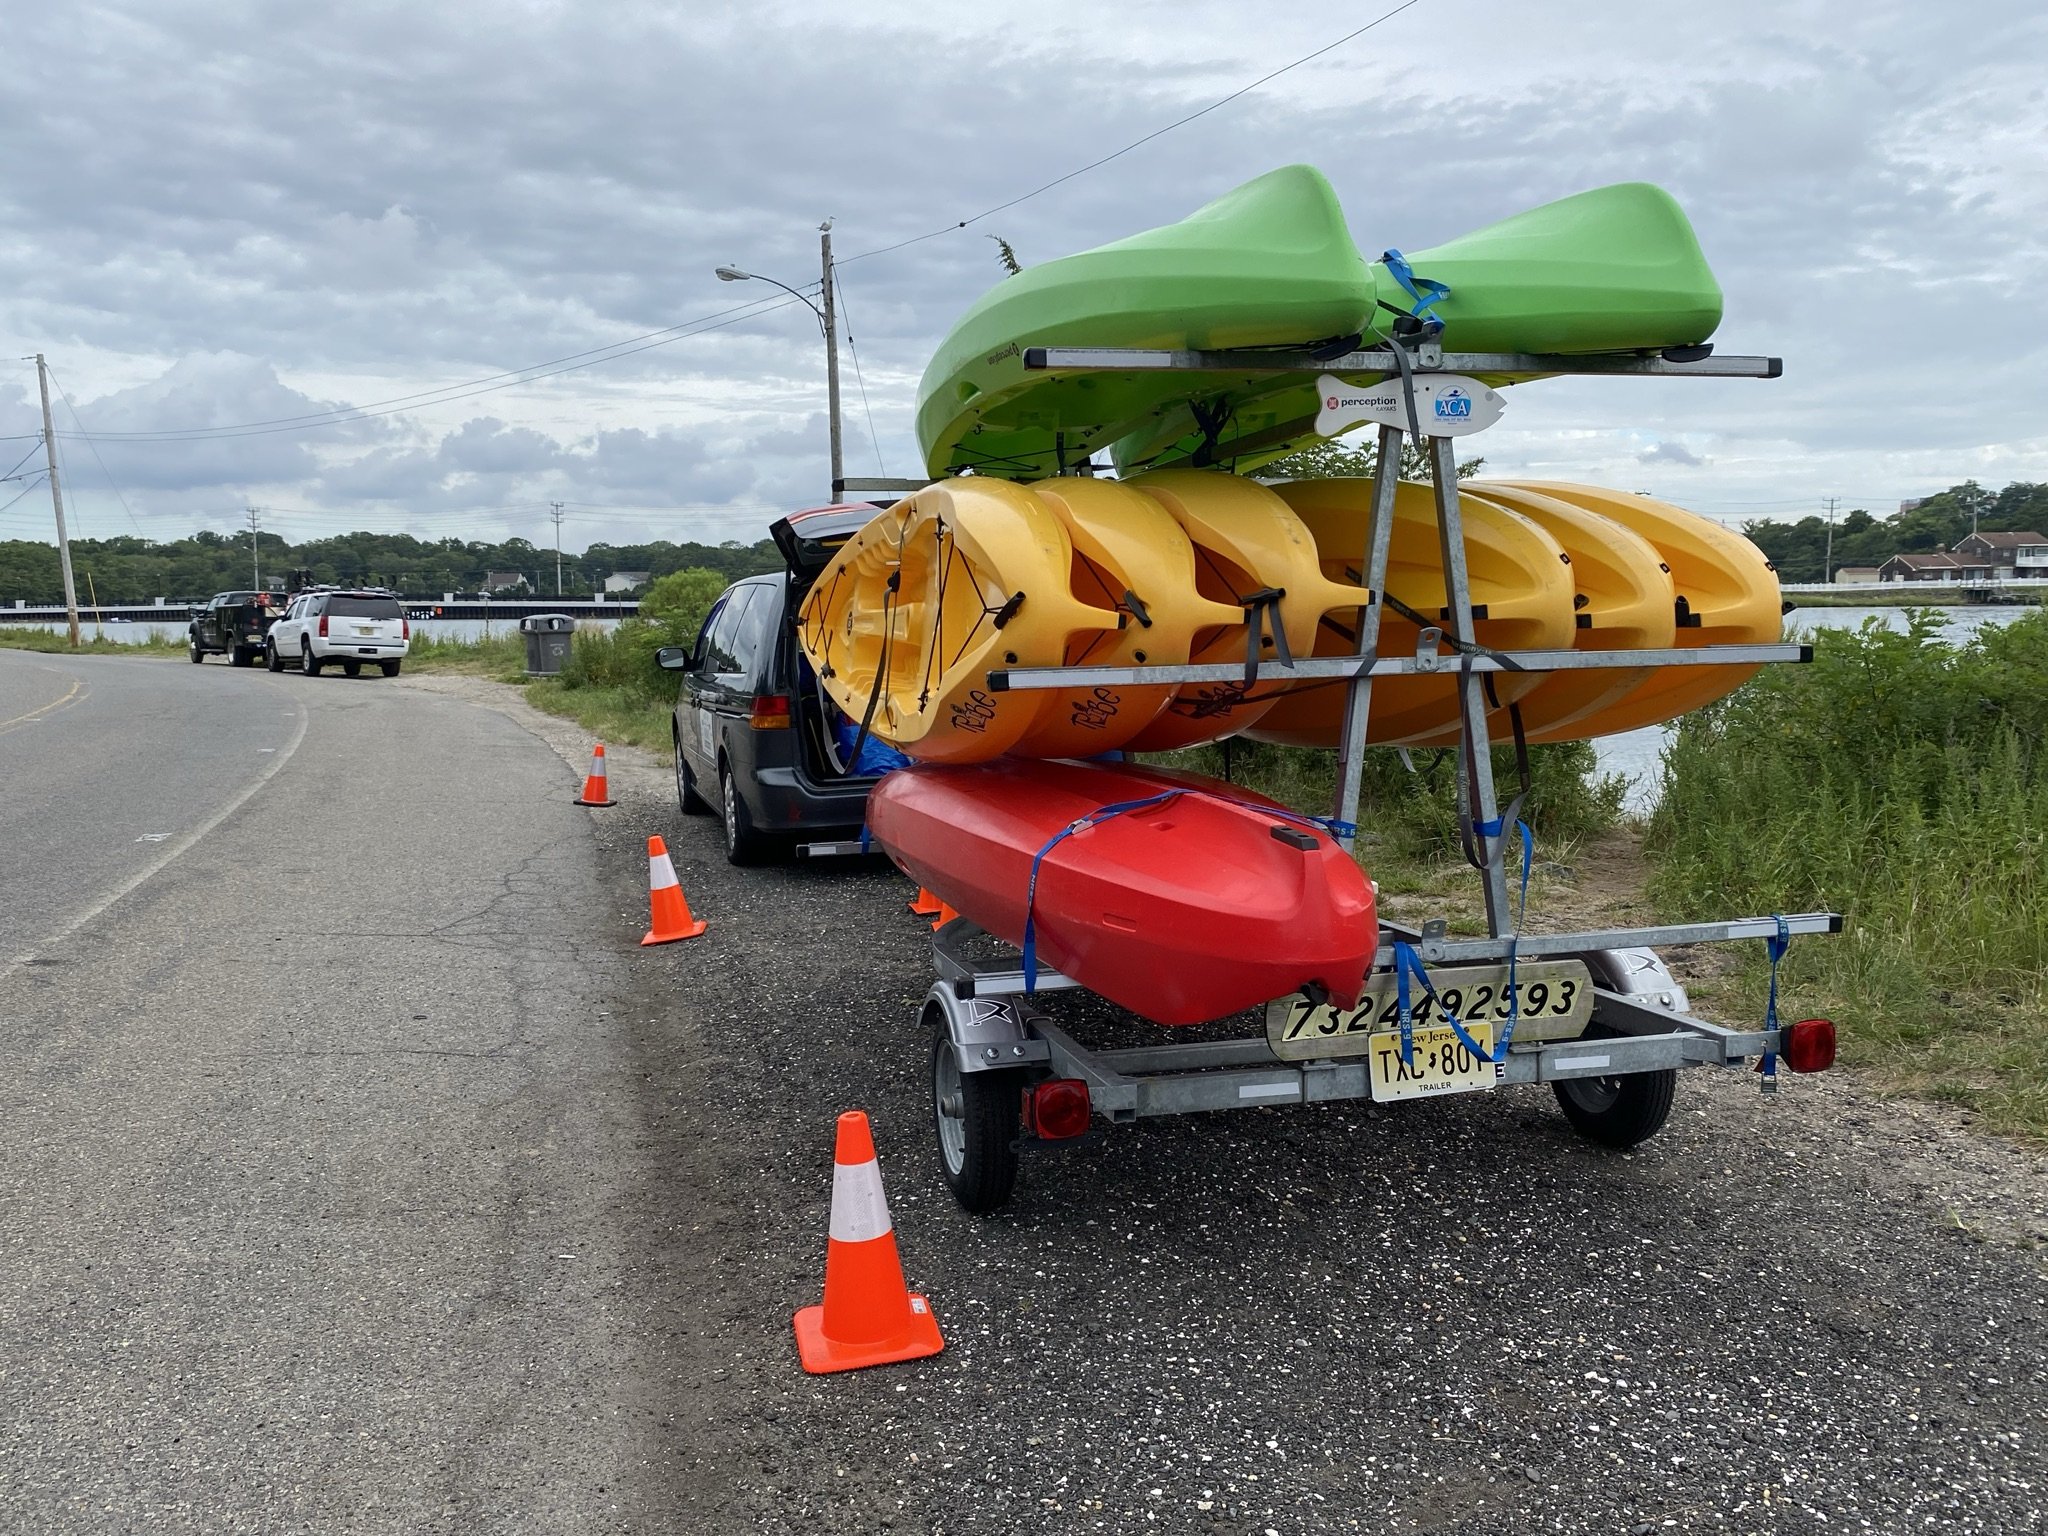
top-left (795, 1111), bottom-right (944, 1374)
top-left (575, 743), bottom-right (616, 807)
top-left (641, 835), bottom-right (708, 945)
top-left (908, 887), bottom-right (942, 917)
top-left (930, 899), bottom-right (959, 931)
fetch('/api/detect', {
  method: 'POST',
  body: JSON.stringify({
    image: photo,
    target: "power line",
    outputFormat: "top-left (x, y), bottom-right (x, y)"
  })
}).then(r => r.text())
top-left (0, 474), bottom-right (49, 516)
top-left (832, 268), bottom-right (888, 478)
top-left (46, 366), bottom-right (146, 535)
top-left (842, 0), bottom-right (1427, 265)
top-left (56, 293), bottom-right (806, 444)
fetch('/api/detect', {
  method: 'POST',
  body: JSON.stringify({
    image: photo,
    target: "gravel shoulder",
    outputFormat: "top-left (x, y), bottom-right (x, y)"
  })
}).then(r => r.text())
top-left (414, 679), bottom-right (2048, 1531)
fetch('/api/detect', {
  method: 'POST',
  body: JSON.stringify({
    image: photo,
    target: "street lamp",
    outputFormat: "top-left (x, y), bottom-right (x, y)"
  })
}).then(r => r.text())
top-left (716, 219), bottom-right (842, 502)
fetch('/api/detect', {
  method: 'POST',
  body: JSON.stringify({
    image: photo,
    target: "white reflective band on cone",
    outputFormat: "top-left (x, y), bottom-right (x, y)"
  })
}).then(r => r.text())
top-left (649, 853), bottom-right (679, 890)
top-left (827, 1159), bottom-right (893, 1244)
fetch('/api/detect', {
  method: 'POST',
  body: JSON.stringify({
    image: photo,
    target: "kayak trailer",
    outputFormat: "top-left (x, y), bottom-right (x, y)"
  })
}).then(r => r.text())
top-left (911, 339), bottom-right (1843, 1214)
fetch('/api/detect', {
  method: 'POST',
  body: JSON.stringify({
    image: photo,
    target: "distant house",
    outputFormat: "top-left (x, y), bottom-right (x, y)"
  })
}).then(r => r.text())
top-left (604, 569), bottom-right (652, 595)
top-left (1953, 530), bottom-right (2047, 578)
top-left (1833, 566), bottom-right (1880, 585)
top-left (2017, 540), bottom-right (2048, 580)
top-left (1878, 553), bottom-right (1957, 583)
top-left (483, 570), bottom-right (530, 593)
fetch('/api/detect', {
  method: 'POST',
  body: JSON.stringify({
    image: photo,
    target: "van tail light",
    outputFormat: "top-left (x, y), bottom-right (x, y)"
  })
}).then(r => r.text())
top-left (1784, 1018), bottom-right (1837, 1074)
top-left (318, 614), bottom-right (328, 637)
top-left (749, 694), bottom-right (791, 730)
top-left (401, 617), bottom-right (410, 640)
top-left (1024, 1079), bottom-right (1091, 1140)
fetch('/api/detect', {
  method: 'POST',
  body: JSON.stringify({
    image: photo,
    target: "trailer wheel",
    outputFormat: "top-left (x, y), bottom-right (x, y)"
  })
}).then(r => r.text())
top-left (1553, 1063), bottom-right (1677, 1149)
top-left (928, 1002), bottom-right (1022, 1214)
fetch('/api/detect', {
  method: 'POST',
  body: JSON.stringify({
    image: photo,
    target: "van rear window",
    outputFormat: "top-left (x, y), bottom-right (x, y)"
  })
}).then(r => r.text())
top-left (328, 596), bottom-right (402, 619)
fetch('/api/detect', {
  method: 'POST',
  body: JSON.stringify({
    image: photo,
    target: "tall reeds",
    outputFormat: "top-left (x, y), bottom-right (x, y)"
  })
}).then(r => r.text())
top-left (1650, 609), bottom-right (2048, 1132)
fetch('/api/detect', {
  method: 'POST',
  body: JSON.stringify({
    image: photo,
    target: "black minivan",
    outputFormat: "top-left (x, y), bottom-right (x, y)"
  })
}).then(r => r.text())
top-left (660, 505), bottom-right (885, 863)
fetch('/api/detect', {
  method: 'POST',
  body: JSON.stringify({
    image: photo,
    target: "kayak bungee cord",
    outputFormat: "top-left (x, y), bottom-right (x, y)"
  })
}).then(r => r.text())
top-left (1018, 788), bottom-right (1356, 994)
top-left (844, 508), bottom-right (915, 770)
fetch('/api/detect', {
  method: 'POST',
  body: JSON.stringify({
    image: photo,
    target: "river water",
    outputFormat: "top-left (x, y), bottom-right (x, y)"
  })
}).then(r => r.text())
top-left (7, 603), bottom-right (2030, 813)
top-left (1592, 604), bottom-right (2029, 813)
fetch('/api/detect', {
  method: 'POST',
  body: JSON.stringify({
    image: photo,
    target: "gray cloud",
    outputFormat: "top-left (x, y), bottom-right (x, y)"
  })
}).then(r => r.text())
top-left (1, 0), bottom-right (2041, 549)
top-left (1641, 441), bottom-right (1706, 467)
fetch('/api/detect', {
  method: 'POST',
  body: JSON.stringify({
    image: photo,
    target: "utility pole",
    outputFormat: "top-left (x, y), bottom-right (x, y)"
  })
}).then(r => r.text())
top-left (820, 219), bottom-right (843, 502)
top-left (32, 354), bottom-right (81, 647)
top-left (550, 500), bottom-right (565, 596)
top-left (246, 505), bottom-right (263, 590)
top-left (1822, 495), bottom-right (1839, 584)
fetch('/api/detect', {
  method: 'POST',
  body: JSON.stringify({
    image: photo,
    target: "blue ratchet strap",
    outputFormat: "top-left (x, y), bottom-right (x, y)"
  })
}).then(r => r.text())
top-left (1432, 815), bottom-right (1535, 1067)
top-left (1760, 914), bottom-right (1789, 1093)
top-left (859, 821), bottom-right (872, 854)
top-left (1021, 790), bottom-right (1182, 994)
top-left (1392, 941), bottom-right (1430, 1070)
top-left (1018, 789), bottom-right (1355, 993)
top-left (1380, 248), bottom-right (1451, 324)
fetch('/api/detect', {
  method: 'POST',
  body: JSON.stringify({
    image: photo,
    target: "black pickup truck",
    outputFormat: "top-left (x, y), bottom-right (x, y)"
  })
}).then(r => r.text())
top-left (187, 591), bottom-right (284, 667)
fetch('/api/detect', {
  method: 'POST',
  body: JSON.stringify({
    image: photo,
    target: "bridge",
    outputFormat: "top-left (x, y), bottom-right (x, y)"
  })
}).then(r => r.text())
top-left (1, 597), bottom-right (642, 625)
top-left (1780, 578), bottom-right (2048, 603)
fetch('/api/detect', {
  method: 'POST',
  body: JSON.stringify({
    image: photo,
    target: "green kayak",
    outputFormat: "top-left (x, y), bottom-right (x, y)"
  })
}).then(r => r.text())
top-left (914, 165), bottom-right (1375, 481)
top-left (915, 172), bottom-right (1725, 481)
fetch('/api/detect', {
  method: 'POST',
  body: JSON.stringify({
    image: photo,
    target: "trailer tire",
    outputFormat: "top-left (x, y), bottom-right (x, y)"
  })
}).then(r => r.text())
top-left (1552, 1059), bottom-right (1677, 1149)
top-left (929, 1002), bottom-right (1022, 1214)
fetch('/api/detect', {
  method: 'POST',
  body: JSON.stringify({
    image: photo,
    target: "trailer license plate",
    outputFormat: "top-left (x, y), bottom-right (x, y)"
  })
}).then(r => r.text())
top-left (1366, 1023), bottom-right (1497, 1102)
top-left (1264, 958), bottom-right (1594, 1062)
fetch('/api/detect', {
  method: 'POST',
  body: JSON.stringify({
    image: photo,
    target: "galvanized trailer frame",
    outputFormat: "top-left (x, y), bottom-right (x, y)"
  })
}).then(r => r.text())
top-left (916, 341), bottom-right (1841, 1210)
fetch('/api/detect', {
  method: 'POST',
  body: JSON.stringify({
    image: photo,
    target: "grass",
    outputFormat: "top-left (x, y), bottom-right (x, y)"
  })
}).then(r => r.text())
top-left (0, 625), bottom-right (185, 656)
top-left (396, 628), bottom-right (677, 746)
top-left (521, 678), bottom-right (673, 749)
top-left (1145, 736), bottom-right (1628, 927)
top-left (1647, 608), bottom-right (2048, 1140)
top-left (403, 630), bottom-right (529, 678)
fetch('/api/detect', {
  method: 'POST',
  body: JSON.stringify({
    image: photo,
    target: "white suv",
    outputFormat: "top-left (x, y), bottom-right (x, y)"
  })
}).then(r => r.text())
top-left (266, 588), bottom-right (411, 677)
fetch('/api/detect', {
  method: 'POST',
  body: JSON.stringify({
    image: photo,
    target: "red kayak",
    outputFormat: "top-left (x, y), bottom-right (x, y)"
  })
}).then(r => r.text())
top-left (867, 758), bottom-right (1374, 1026)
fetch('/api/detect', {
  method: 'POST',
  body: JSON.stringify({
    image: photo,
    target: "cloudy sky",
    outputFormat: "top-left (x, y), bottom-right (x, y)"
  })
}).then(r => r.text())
top-left (2, 0), bottom-right (2041, 555)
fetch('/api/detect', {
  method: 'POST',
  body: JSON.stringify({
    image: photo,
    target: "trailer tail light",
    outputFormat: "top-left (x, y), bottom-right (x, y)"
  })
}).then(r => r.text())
top-left (1025, 1079), bottom-right (1091, 1140)
top-left (1785, 1018), bottom-right (1837, 1074)
top-left (318, 614), bottom-right (328, 637)
top-left (749, 694), bottom-right (791, 730)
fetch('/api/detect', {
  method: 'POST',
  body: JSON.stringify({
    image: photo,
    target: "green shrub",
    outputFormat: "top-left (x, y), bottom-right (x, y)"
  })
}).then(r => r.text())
top-left (1147, 735), bottom-right (1626, 863)
top-left (1648, 609), bottom-right (2048, 1132)
top-left (560, 567), bottom-right (727, 701)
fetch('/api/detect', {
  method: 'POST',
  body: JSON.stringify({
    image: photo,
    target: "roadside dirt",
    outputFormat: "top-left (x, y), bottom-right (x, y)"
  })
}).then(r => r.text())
top-left (411, 675), bottom-right (2048, 1533)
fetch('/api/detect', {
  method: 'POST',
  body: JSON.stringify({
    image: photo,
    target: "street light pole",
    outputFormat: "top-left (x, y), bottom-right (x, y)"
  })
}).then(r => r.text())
top-left (33, 354), bottom-right (81, 647)
top-left (716, 229), bottom-right (843, 504)
top-left (819, 220), bottom-right (842, 502)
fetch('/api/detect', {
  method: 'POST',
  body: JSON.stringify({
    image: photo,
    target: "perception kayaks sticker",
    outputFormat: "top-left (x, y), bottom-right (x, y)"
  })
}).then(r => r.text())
top-left (1314, 372), bottom-right (1505, 440)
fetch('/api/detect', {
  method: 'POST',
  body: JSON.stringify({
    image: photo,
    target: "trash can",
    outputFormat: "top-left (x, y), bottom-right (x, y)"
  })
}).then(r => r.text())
top-left (519, 613), bottom-right (576, 676)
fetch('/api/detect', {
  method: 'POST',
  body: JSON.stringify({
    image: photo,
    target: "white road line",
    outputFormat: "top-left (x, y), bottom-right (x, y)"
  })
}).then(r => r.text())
top-left (0, 682), bottom-right (311, 984)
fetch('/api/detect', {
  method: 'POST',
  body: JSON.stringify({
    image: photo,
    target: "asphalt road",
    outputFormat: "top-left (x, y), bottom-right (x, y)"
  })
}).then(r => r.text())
top-left (0, 655), bottom-right (701, 1531)
top-left (2, 657), bottom-right (2043, 1534)
top-left (0, 652), bottom-right (305, 970)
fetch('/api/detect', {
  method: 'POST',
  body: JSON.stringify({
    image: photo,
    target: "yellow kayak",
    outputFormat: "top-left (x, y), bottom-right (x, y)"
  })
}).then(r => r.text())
top-left (796, 478), bottom-right (1121, 763)
top-left (1471, 481), bottom-right (1781, 738)
top-left (1245, 478), bottom-right (1578, 747)
top-left (1006, 476), bottom-right (1243, 758)
top-left (1398, 485), bottom-right (1677, 747)
top-left (1119, 471), bottom-right (1370, 752)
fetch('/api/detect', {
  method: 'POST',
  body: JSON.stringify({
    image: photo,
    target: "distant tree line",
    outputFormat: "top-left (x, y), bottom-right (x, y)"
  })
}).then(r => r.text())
top-left (3, 477), bottom-right (2040, 604)
top-left (1739, 480), bottom-right (2048, 583)
top-left (0, 527), bottom-right (783, 605)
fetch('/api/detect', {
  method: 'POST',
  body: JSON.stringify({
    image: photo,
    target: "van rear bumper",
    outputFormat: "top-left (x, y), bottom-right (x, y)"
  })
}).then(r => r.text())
top-left (751, 764), bottom-right (878, 834)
